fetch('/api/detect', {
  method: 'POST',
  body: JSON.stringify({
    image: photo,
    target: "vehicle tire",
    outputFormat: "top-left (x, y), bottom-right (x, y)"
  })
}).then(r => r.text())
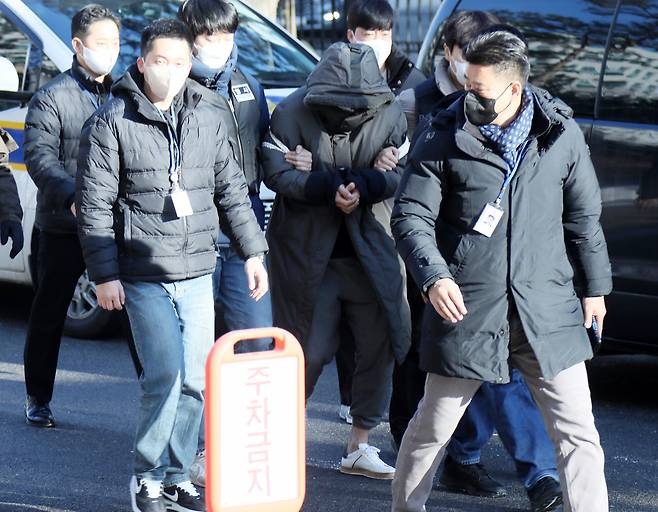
top-left (62, 271), bottom-right (115, 339)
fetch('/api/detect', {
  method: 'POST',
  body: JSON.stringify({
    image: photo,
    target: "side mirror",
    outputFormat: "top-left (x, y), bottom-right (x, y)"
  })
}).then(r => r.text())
top-left (0, 56), bottom-right (19, 92)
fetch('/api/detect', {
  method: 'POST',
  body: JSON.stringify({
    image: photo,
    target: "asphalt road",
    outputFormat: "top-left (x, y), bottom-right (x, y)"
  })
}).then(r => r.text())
top-left (1, 281), bottom-right (657, 511)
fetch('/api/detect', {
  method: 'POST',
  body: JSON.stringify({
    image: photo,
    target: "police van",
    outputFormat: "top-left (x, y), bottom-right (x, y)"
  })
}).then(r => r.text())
top-left (0, 0), bottom-right (317, 337)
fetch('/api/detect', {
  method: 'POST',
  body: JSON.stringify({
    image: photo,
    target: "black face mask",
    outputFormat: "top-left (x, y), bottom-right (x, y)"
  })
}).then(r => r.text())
top-left (464, 83), bottom-right (513, 126)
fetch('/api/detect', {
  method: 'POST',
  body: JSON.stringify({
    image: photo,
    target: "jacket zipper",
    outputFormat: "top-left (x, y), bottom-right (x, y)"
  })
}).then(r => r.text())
top-left (181, 114), bottom-right (190, 279)
top-left (228, 98), bottom-right (245, 168)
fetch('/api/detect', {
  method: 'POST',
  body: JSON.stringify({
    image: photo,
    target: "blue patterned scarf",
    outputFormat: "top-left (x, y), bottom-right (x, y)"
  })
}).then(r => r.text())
top-left (479, 86), bottom-right (534, 168)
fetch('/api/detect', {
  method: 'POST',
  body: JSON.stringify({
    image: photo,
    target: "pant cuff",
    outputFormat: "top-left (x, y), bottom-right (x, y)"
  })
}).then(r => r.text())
top-left (351, 417), bottom-right (378, 430)
top-left (163, 473), bottom-right (190, 487)
top-left (446, 450), bottom-right (481, 465)
top-left (526, 470), bottom-right (560, 490)
top-left (135, 472), bottom-right (164, 484)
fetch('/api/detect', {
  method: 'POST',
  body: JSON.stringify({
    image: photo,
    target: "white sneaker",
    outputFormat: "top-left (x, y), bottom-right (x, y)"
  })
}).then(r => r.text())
top-left (340, 443), bottom-right (395, 480)
top-left (189, 451), bottom-right (206, 488)
top-left (338, 404), bottom-right (353, 424)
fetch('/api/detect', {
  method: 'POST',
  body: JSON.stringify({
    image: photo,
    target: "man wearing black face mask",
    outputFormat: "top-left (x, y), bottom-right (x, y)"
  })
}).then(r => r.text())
top-left (394, 20), bottom-right (562, 512)
top-left (391, 29), bottom-right (611, 512)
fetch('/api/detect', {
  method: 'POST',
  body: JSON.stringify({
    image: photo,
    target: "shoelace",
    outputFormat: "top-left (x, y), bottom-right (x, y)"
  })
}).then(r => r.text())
top-left (362, 444), bottom-right (381, 456)
top-left (177, 480), bottom-right (200, 498)
top-left (141, 479), bottom-right (163, 499)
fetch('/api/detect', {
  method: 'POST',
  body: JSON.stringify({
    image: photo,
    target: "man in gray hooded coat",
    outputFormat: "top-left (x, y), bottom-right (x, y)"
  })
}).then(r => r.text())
top-left (262, 42), bottom-right (411, 479)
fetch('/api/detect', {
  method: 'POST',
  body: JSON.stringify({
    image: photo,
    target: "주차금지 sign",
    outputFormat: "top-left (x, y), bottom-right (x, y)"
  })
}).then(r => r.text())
top-left (205, 328), bottom-right (306, 512)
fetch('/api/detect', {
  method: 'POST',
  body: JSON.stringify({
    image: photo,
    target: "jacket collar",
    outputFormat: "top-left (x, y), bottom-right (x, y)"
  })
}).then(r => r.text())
top-left (448, 85), bottom-right (568, 163)
top-left (433, 58), bottom-right (461, 97)
top-left (189, 43), bottom-right (239, 100)
top-left (385, 45), bottom-right (415, 89)
top-left (112, 65), bottom-right (209, 125)
top-left (70, 56), bottom-right (112, 94)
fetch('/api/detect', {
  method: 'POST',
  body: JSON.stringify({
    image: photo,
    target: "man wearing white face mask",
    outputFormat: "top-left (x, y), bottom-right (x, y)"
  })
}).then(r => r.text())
top-left (177, 0), bottom-right (275, 488)
top-left (22, 4), bottom-right (120, 429)
top-left (346, 0), bottom-right (425, 93)
top-left (397, 10), bottom-right (501, 136)
top-left (76, 18), bottom-right (268, 512)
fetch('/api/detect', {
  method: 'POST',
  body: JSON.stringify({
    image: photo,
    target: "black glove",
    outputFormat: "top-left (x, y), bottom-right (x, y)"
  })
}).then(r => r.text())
top-left (0, 219), bottom-right (24, 259)
top-left (346, 168), bottom-right (388, 204)
top-left (303, 169), bottom-right (345, 205)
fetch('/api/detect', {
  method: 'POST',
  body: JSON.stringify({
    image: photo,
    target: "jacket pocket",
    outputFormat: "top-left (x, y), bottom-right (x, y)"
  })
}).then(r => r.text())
top-left (449, 235), bottom-right (475, 279)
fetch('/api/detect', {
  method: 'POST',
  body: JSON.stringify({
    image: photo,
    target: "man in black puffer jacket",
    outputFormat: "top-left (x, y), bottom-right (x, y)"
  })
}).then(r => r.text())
top-left (22, 4), bottom-right (120, 429)
top-left (76, 19), bottom-right (267, 512)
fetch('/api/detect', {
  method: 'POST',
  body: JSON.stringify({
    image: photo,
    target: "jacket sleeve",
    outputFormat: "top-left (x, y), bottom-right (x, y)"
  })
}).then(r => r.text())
top-left (261, 103), bottom-right (339, 204)
top-left (563, 123), bottom-right (613, 297)
top-left (350, 109), bottom-right (409, 204)
top-left (24, 88), bottom-right (76, 210)
top-left (75, 113), bottom-right (120, 284)
top-left (396, 87), bottom-right (418, 137)
top-left (391, 154), bottom-right (453, 292)
top-left (214, 121), bottom-right (268, 260)
top-left (0, 129), bottom-right (22, 223)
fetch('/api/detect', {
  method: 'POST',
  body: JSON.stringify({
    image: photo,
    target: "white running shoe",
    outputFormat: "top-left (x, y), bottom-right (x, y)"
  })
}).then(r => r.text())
top-left (340, 443), bottom-right (395, 480)
top-left (189, 451), bottom-right (206, 488)
top-left (338, 404), bottom-right (353, 424)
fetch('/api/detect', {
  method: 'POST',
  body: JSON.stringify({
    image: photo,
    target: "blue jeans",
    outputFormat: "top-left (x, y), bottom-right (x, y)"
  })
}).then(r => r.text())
top-left (212, 245), bottom-right (273, 353)
top-left (446, 368), bottom-right (559, 489)
top-left (198, 247), bottom-right (273, 452)
top-left (123, 275), bottom-right (214, 484)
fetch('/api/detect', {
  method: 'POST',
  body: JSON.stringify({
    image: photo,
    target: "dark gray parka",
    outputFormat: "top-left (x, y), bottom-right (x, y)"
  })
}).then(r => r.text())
top-left (262, 43), bottom-right (411, 362)
top-left (75, 66), bottom-right (267, 284)
top-left (391, 87), bottom-right (612, 382)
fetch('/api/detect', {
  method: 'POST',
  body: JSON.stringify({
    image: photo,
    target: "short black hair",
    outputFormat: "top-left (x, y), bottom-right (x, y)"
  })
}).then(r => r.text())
top-left (140, 19), bottom-right (194, 57)
top-left (441, 10), bottom-right (500, 51)
top-left (71, 4), bottom-right (120, 41)
top-left (465, 27), bottom-right (531, 84)
top-left (347, 0), bottom-right (394, 32)
top-left (178, 0), bottom-right (239, 37)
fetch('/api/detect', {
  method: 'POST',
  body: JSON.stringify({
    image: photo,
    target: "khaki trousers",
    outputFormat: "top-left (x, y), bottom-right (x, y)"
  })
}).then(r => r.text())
top-left (391, 315), bottom-right (607, 512)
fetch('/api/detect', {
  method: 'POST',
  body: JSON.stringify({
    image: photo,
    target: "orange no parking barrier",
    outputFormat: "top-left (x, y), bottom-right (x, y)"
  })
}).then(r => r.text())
top-left (205, 328), bottom-right (306, 512)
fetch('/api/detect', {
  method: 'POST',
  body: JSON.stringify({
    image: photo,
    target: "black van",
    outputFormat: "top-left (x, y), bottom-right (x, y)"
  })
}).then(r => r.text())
top-left (416, 0), bottom-right (658, 354)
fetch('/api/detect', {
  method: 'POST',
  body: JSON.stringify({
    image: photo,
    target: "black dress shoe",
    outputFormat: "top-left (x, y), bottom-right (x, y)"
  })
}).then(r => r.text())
top-left (25, 396), bottom-right (55, 428)
top-left (528, 476), bottom-right (563, 512)
top-left (439, 455), bottom-right (507, 497)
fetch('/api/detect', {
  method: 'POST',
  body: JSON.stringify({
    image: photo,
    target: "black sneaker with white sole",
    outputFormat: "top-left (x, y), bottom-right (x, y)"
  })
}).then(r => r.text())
top-left (163, 481), bottom-right (205, 512)
top-left (130, 476), bottom-right (165, 512)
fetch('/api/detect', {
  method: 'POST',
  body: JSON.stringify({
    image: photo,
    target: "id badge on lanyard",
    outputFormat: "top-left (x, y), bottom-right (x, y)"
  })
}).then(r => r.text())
top-left (473, 141), bottom-right (530, 238)
top-left (160, 107), bottom-right (193, 218)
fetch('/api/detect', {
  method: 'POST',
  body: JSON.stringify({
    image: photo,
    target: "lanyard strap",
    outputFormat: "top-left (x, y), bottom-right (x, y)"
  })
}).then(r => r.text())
top-left (494, 139), bottom-right (531, 206)
top-left (157, 107), bottom-right (182, 191)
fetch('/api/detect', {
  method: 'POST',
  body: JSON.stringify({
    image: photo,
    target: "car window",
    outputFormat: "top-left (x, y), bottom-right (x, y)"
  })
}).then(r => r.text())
top-left (597, 0), bottom-right (658, 125)
top-left (435, 0), bottom-right (617, 118)
top-left (0, 9), bottom-right (59, 109)
top-left (28, 0), bottom-right (316, 88)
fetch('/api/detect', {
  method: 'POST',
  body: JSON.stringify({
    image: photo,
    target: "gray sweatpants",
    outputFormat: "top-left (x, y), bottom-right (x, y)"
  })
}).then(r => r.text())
top-left (391, 312), bottom-right (607, 512)
top-left (304, 257), bottom-right (394, 430)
